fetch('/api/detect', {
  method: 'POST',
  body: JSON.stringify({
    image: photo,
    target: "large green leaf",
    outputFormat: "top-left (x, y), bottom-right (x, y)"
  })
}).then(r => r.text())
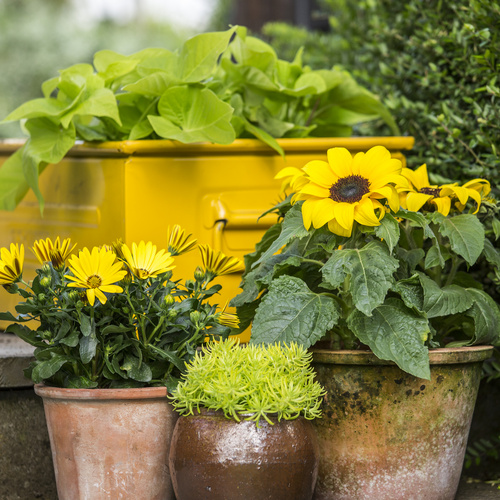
top-left (418, 272), bottom-right (474, 318)
top-left (177, 27), bottom-right (237, 83)
top-left (149, 86), bottom-right (235, 144)
top-left (438, 214), bottom-right (485, 266)
top-left (121, 354), bottom-right (152, 383)
top-left (80, 333), bottom-right (98, 364)
top-left (254, 204), bottom-right (309, 267)
top-left (31, 354), bottom-right (72, 383)
top-left (0, 148), bottom-right (32, 211)
top-left (463, 288), bottom-right (500, 345)
top-left (322, 241), bottom-right (399, 315)
top-left (251, 275), bottom-right (340, 347)
top-left (347, 298), bottom-right (431, 379)
top-left (375, 213), bottom-right (400, 253)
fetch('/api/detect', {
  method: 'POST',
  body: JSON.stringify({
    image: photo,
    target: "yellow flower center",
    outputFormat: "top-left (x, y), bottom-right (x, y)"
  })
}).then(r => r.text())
top-left (87, 274), bottom-right (102, 289)
top-left (419, 187), bottom-right (441, 197)
top-left (329, 175), bottom-right (370, 203)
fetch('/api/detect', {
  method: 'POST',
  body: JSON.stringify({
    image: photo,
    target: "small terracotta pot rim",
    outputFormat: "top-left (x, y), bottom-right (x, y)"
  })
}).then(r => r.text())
top-left (311, 345), bottom-right (494, 366)
top-left (34, 383), bottom-right (168, 401)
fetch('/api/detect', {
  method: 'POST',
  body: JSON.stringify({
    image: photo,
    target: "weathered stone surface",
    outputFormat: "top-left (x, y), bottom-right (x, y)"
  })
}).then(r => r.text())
top-left (0, 333), bottom-right (34, 388)
top-left (0, 388), bottom-right (56, 500)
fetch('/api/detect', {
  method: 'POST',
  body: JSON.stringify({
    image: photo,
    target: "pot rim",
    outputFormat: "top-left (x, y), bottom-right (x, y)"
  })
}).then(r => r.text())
top-left (34, 383), bottom-right (168, 401)
top-left (311, 345), bottom-right (494, 366)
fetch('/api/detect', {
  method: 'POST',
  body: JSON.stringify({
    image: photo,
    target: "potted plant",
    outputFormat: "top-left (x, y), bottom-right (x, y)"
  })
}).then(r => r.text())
top-left (231, 145), bottom-right (500, 500)
top-left (0, 26), bottom-right (412, 329)
top-left (168, 337), bottom-right (325, 500)
top-left (0, 226), bottom-right (243, 500)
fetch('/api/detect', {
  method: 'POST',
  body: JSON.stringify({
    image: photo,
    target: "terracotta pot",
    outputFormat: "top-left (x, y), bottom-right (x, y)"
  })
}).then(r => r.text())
top-left (34, 384), bottom-right (178, 500)
top-left (169, 409), bottom-right (319, 499)
top-left (310, 346), bottom-right (494, 500)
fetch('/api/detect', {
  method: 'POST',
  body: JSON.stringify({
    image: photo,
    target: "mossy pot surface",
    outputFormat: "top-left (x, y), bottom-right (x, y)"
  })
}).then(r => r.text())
top-left (310, 346), bottom-right (493, 500)
top-left (169, 408), bottom-right (319, 500)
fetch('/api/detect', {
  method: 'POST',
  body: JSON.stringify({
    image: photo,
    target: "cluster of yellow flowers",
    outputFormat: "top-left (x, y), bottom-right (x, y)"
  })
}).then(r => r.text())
top-left (0, 226), bottom-right (244, 313)
top-left (276, 145), bottom-right (491, 237)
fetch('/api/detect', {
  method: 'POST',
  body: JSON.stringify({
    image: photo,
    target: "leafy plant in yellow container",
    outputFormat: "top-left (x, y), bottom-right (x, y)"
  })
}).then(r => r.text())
top-left (0, 26), bottom-right (398, 211)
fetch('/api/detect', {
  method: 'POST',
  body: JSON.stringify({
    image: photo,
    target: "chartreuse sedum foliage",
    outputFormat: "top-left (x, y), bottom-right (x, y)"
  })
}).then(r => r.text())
top-left (0, 25), bottom-right (398, 212)
top-left (0, 227), bottom-right (242, 389)
top-left (231, 145), bottom-right (500, 381)
top-left (170, 338), bottom-right (325, 426)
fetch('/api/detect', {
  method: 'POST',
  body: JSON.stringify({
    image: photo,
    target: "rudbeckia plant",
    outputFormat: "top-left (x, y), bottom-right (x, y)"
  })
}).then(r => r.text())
top-left (232, 145), bottom-right (500, 379)
top-left (0, 226), bottom-right (243, 389)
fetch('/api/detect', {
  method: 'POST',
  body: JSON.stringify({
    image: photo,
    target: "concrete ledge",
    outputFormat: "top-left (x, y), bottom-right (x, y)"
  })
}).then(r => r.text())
top-left (0, 333), bottom-right (35, 387)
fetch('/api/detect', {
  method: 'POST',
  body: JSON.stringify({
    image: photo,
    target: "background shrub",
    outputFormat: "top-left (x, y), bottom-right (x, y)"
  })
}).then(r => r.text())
top-left (263, 0), bottom-right (500, 194)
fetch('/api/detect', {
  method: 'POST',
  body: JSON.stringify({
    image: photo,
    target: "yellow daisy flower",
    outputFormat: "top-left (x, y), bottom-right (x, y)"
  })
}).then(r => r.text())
top-left (292, 146), bottom-right (405, 237)
top-left (121, 241), bottom-right (175, 279)
top-left (167, 225), bottom-right (197, 256)
top-left (32, 237), bottom-right (77, 269)
top-left (65, 247), bottom-right (127, 306)
top-left (274, 166), bottom-right (309, 194)
top-left (216, 302), bottom-right (240, 329)
top-left (400, 164), bottom-right (487, 215)
top-left (199, 244), bottom-right (244, 278)
top-left (0, 244), bottom-right (24, 285)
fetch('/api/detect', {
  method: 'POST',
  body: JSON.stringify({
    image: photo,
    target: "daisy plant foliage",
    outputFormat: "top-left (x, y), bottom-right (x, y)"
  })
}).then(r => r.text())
top-left (0, 226), bottom-right (242, 389)
top-left (232, 146), bottom-right (500, 380)
top-left (170, 338), bottom-right (325, 426)
top-left (0, 26), bottom-right (398, 212)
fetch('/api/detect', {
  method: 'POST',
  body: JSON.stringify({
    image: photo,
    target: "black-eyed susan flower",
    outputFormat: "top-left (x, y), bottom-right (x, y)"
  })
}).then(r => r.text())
top-left (121, 241), bottom-right (175, 279)
top-left (199, 244), bottom-right (244, 279)
top-left (291, 146), bottom-right (406, 237)
top-left (400, 164), bottom-right (488, 216)
top-left (65, 247), bottom-right (127, 306)
top-left (167, 225), bottom-right (197, 256)
top-left (0, 243), bottom-right (24, 285)
top-left (32, 237), bottom-right (76, 270)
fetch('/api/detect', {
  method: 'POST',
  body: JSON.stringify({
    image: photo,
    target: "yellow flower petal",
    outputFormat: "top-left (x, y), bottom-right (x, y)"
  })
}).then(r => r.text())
top-left (354, 198), bottom-right (382, 226)
top-left (303, 160), bottom-right (338, 187)
top-left (327, 147), bottom-right (354, 178)
top-left (334, 202), bottom-right (355, 232)
top-left (406, 192), bottom-right (433, 213)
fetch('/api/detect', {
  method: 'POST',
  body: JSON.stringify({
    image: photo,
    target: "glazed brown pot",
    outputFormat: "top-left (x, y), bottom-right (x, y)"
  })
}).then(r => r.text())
top-left (169, 409), bottom-right (319, 499)
top-left (34, 384), bottom-right (178, 500)
top-left (310, 346), bottom-right (494, 500)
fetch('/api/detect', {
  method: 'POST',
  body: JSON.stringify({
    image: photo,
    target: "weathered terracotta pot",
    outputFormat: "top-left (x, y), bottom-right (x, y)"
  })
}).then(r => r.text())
top-left (169, 409), bottom-right (319, 499)
top-left (34, 385), bottom-right (178, 500)
top-left (310, 346), bottom-right (493, 500)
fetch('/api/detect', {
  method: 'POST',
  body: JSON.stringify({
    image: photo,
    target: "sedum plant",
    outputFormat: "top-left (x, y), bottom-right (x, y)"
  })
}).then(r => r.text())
top-left (0, 25), bottom-right (398, 212)
top-left (232, 145), bottom-right (500, 380)
top-left (0, 226), bottom-right (243, 389)
top-left (170, 337), bottom-right (325, 426)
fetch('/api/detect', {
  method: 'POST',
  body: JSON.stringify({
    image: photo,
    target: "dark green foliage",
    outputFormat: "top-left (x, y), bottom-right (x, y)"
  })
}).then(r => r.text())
top-left (263, 0), bottom-right (500, 193)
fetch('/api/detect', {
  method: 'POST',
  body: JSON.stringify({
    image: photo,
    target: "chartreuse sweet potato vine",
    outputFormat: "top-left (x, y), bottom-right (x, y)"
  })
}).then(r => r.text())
top-left (170, 338), bottom-right (326, 426)
top-left (231, 145), bottom-right (500, 381)
top-left (0, 25), bottom-right (398, 212)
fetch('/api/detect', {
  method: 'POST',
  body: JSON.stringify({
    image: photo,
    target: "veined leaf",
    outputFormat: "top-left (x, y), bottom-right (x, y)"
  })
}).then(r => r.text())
top-left (2, 98), bottom-right (72, 123)
top-left (178, 27), bottom-right (237, 83)
top-left (347, 298), bottom-right (431, 379)
top-left (150, 86), bottom-right (235, 144)
top-left (418, 272), bottom-right (474, 318)
top-left (254, 204), bottom-right (309, 266)
top-left (375, 213), bottom-right (400, 253)
top-left (464, 288), bottom-right (500, 345)
top-left (31, 354), bottom-right (72, 383)
top-left (322, 240), bottom-right (399, 316)
top-left (251, 275), bottom-right (340, 347)
top-left (80, 333), bottom-right (98, 364)
top-left (438, 214), bottom-right (485, 266)
top-left (121, 354), bottom-right (152, 382)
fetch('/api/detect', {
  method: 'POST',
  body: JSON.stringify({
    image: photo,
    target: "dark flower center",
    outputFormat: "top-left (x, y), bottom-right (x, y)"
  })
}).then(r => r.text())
top-left (419, 187), bottom-right (441, 197)
top-left (87, 274), bottom-right (102, 289)
top-left (329, 175), bottom-right (370, 203)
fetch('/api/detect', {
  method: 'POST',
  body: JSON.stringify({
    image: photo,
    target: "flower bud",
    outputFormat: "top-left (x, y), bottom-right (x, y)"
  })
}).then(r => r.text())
top-left (2, 283), bottom-right (19, 294)
top-left (37, 293), bottom-right (46, 301)
top-left (164, 294), bottom-right (175, 307)
top-left (190, 311), bottom-right (201, 324)
top-left (40, 276), bottom-right (51, 288)
top-left (41, 263), bottom-right (52, 274)
top-left (194, 266), bottom-right (205, 282)
top-left (167, 310), bottom-right (178, 320)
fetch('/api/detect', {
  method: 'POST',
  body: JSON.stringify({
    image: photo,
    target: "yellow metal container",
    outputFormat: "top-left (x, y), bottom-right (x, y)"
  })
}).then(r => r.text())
top-left (0, 137), bottom-right (414, 338)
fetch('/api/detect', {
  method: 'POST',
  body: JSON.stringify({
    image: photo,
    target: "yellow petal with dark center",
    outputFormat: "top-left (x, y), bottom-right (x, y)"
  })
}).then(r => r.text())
top-left (327, 148), bottom-right (354, 179)
top-left (303, 160), bottom-right (338, 187)
top-left (406, 192), bottom-right (433, 213)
